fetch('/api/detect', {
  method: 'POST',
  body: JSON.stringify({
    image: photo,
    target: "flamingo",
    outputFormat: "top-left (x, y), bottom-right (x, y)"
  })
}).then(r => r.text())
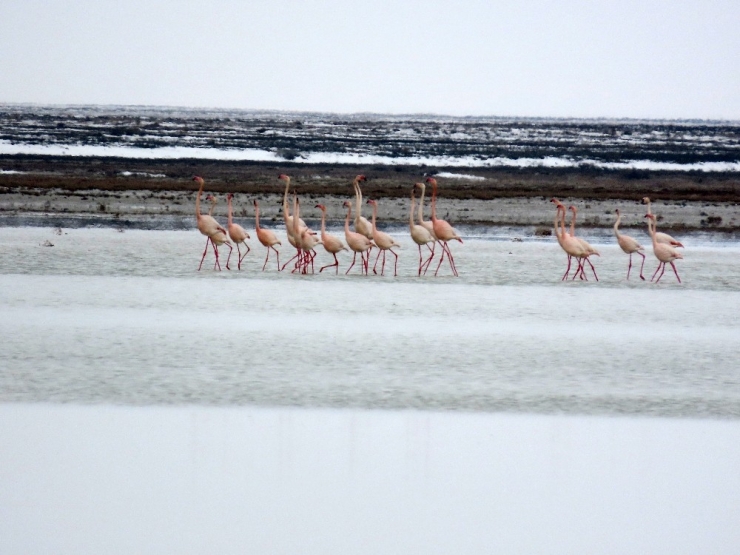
top-left (568, 205), bottom-right (599, 281)
top-left (642, 197), bottom-right (684, 247)
top-left (226, 193), bottom-right (251, 270)
top-left (416, 181), bottom-right (438, 274)
top-left (645, 213), bottom-right (683, 283)
top-left (367, 199), bottom-right (401, 276)
top-left (291, 195), bottom-right (322, 274)
top-left (614, 208), bottom-right (646, 280)
top-left (554, 204), bottom-right (590, 279)
top-left (278, 173), bottom-right (310, 271)
top-left (315, 203), bottom-right (347, 274)
top-left (343, 200), bottom-right (374, 275)
top-left (410, 185), bottom-right (435, 276)
top-left (425, 177), bottom-right (463, 277)
top-left (253, 199), bottom-right (281, 271)
top-left (205, 194), bottom-right (233, 270)
top-left (193, 176), bottom-right (230, 271)
top-left (550, 198), bottom-right (575, 280)
top-left (352, 175), bottom-right (373, 240)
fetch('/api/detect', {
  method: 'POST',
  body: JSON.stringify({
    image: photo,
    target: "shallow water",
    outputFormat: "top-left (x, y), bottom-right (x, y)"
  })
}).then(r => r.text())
top-left (1, 404), bottom-right (739, 555)
top-left (2, 226), bottom-right (740, 417)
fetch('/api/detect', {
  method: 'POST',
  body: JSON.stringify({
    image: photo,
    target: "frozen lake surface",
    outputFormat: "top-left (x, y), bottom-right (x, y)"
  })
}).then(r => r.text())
top-left (2, 226), bottom-right (740, 553)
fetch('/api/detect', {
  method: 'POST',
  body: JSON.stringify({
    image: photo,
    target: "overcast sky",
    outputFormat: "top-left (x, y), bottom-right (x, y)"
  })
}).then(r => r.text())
top-left (1, 0), bottom-right (738, 119)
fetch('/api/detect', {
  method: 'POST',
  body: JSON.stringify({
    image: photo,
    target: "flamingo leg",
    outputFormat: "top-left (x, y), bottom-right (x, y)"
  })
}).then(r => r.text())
top-left (381, 250), bottom-right (387, 276)
top-left (198, 237), bottom-right (211, 271)
top-left (346, 252), bottom-right (358, 275)
top-left (561, 255), bottom-right (572, 281)
top-left (655, 262), bottom-right (667, 283)
top-left (229, 244), bottom-right (236, 270)
top-left (651, 262), bottom-right (662, 282)
top-left (390, 248), bottom-right (398, 277)
top-left (637, 251), bottom-right (646, 281)
top-left (222, 242), bottom-right (233, 271)
top-left (320, 253), bottom-right (339, 274)
top-left (585, 257), bottom-right (598, 281)
top-left (372, 249), bottom-right (382, 274)
top-left (262, 248), bottom-right (271, 271)
top-left (209, 240), bottom-right (222, 271)
top-left (434, 242), bottom-right (447, 276)
top-left (627, 253), bottom-right (632, 280)
top-left (280, 250), bottom-right (300, 272)
top-left (670, 261), bottom-right (681, 283)
top-left (422, 242), bottom-right (437, 275)
top-left (445, 243), bottom-right (458, 277)
top-left (417, 245), bottom-right (423, 276)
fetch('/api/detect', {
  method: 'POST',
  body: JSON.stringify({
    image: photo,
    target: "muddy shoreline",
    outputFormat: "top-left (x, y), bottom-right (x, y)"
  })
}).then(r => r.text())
top-left (1, 155), bottom-right (739, 231)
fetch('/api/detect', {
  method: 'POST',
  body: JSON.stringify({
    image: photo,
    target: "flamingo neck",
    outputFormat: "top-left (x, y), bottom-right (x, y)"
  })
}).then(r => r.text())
top-left (613, 212), bottom-right (621, 237)
top-left (195, 180), bottom-right (204, 220)
top-left (282, 178), bottom-right (291, 219)
top-left (320, 210), bottom-right (327, 238)
top-left (418, 184), bottom-right (426, 225)
top-left (254, 204), bottom-right (261, 231)
top-left (227, 198), bottom-right (233, 225)
top-left (344, 205), bottom-right (352, 233)
top-left (409, 193), bottom-right (415, 230)
top-left (431, 183), bottom-right (438, 221)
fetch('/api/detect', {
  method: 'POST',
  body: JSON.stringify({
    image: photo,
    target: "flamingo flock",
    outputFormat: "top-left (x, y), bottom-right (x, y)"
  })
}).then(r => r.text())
top-left (194, 175), bottom-right (685, 283)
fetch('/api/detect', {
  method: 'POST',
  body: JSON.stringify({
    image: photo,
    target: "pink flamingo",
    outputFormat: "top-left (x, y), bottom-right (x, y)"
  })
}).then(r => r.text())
top-left (425, 177), bottom-right (463, 277)
top-left (352, 175), bottom-right (373, 240)
top-left (410, 185), bottom-right (435, 275)
top-left (343, 200), bottom-right (374, 275)
top-left (193, 176), bottom-right (230, 271)
top-left (253, 199), bottom-right (281, 271)
top-left (645, 213), bottom-right (683, 283)
top-left (315, 203), bottom-right (347, 273)
top-left (568, 205), bottom-right (599, 281)
top-left (642, 197), bottom-right (684, 248)
top-left (291, 195), bottom-right (322, 274)
top-left (554, 204), bottom-right (590, 279)
top-left (279, 173), bottom-right (310, 271)
top-left (550, 198), bottom-right (575, 280)
top-left (614, 208), bottom-right (645, 280)
top-left (367, 199), bottom-right (401, 276)
top-left (226, 193), bottom-right (251, 270)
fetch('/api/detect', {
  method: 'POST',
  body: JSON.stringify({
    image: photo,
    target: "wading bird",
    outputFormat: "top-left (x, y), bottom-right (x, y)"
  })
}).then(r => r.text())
top-left (367, 199), bottom-right (401, 276)
top-left (426, 177), bottom-right (463, 277)
top-left (614, 208), bottom-right (645, 280)
top-left (642, 197), bottom-right (684, 248)
top-left (193, 177), bottom-right (230, 271)
top-left (343, 200), bottom-right (374, 275)
top-left (253, 199), bottom-right (281, 271)
top-left (410, 185), bottom-right (436, 275)
top-left (315, 203), bottom-right (347, 274)
top-left (646, 213), bottom-right (683, 283)
top-left (226, 193), bottom-right (251, 270)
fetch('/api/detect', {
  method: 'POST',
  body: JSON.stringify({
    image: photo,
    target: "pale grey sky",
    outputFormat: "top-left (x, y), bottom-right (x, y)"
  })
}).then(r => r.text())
top-left (1, 0), bottom-right (739, 119)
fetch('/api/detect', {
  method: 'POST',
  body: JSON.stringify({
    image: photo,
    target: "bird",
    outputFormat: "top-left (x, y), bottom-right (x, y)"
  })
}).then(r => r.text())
top-left (645, 213), bottom-right (683, 283)
top-left (193, 176), bottom-right (230, 271)
top-left (554, 204), bottom-right (590, 278)
top-left (291, 194), bottom-right (321, 274)
top-left (279, 173), bottom-right (310, 271)
top-left (204, 194), bottom-right (234, 270)
top-left (550, 198), bottom-right (575, 280)
top-left (253, 199), bottom-right (281, 271)
top-left (415, 182), bottom-right (438, 274)
top-left (315, 203), bottom-right (347, 274)
top-left (410, 185), bottom-right (436, 276)
top-left (425, 177), bottom-right (463, 277)
top-left (567, 205), bottom-right (599, 281)
top-left (642, 197), bottom-right (684, 247)
top-left (614, 208), bottom-right (646, 280)
top-left (352, 175), bottom-right (373, 240)
top-left (367, 199), bottom-right (401, 276)
top-left (343, 200), bottom-right (374, 275)
top-left (226, 193), bottom-right (251, 270)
